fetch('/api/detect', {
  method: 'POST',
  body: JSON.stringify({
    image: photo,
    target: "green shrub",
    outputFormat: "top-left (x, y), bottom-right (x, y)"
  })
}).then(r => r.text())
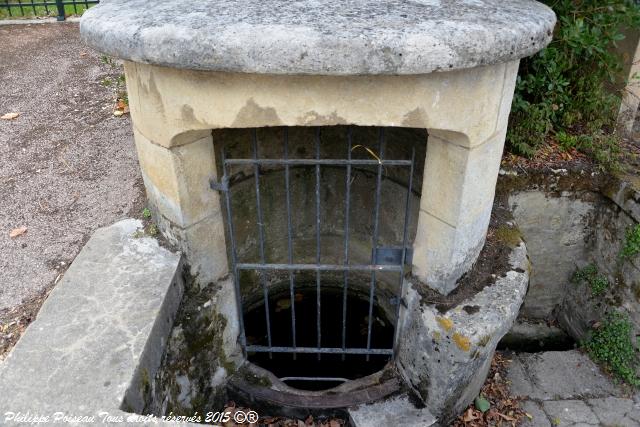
top-left (572, 264), bottom-right (609, 296)
top-left (621, 224), bottom-right (640, 259)
top-left (508, 0), bottom-right (640, 166)
top-left (583, 312), bottom-right (640, 386)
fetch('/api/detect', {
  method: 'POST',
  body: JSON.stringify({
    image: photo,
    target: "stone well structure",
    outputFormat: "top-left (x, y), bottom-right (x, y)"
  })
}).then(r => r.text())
top-left (81, 0), bottom-right (555, 423)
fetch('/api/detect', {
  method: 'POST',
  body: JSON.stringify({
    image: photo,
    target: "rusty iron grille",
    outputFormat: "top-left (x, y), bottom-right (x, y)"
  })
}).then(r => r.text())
top-left (212, 127), bottom-right (415, 376)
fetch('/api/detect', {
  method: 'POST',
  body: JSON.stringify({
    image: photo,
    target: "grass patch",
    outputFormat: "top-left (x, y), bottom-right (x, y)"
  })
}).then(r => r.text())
top-left (0, 2), bottom-right (93, 19)
top-left (582, 311), bottom-right (640, 387)
top-left (572, 264), bottom-right (609, 297)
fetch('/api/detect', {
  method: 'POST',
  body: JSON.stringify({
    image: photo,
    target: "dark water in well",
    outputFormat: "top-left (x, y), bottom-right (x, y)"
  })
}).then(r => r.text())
top-left (244, 286), bottom-right (394, 390)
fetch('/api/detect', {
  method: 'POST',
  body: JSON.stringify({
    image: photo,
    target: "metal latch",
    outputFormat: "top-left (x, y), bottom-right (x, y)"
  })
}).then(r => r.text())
top-left (373, 247), bottom-right (413, 265)
top-left (209, 175), bottom-right (229, 192)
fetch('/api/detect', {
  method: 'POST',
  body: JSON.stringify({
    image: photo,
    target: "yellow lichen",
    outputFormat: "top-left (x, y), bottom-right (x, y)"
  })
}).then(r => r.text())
top-left (453, 333), bottom-right (471, 352)
top-left (437, 316), bottom-right (454, 331)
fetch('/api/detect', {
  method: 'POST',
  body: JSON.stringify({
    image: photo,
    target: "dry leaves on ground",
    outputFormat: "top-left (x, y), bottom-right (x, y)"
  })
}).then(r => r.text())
top-left (1, 112), bottom-right (20, 120)
top-left (0, 286), bottom-right (52, 361)
top-left (221, 403), bottom-right (345, 427)
top-left (9, 226), bottom-right (27, 238)
top-left (452, 353), bottom-right (526, 427)
top-left (113, 98), bottom-right (129, 117)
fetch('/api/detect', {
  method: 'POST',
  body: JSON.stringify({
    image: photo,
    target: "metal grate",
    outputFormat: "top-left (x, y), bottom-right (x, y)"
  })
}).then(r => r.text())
top-left (0, 0), bottom-right (98, 20)
top-left (213, 127), bottom-right (415, 371)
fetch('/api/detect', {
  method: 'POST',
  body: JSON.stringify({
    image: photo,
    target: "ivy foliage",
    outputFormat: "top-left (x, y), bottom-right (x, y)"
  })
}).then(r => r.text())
top-left (583, 312), bottom-right (640, 386)
top-left (508, 0), bottom-right (640, 165)
top-left (621, 224), bottom-right (640, 260)
top-left (572, 264), bottom-right (609, 296)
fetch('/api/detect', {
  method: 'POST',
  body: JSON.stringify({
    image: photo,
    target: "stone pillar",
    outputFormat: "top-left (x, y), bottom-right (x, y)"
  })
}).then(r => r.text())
top-left (132, 127), bottom-right (229, 285)
top-left (617, 28), bottom-right (640, 137)
top-left (411, 60), bottom-right (519, 294)
top-left (412, 129), bottom-right (508, 294)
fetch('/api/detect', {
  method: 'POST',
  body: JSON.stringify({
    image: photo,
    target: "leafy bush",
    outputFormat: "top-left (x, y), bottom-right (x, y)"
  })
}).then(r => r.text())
top-left (508, 0), bottom-right (640, 165)
top-left (572, 264), bottom-right (609, 296)
top-left (583, 311), bottom-right (640, 386)
top-left (621, 224), bottom-right (640, 259)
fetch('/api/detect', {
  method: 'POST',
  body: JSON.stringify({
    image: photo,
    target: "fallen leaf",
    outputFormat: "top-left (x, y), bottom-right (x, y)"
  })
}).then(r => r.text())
top-left (474, 395), bottom-right (491, 413)
top-left (9, 226), bottom-right (27, 238)
top-left (1, 112), bottom-right (20, 120)
top-left (113, 110), bottom-right (124, 117)
top-left (496, 412), bottom-right (516, 421)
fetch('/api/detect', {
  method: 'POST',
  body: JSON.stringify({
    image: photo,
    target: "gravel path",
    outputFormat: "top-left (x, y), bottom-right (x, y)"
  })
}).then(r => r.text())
top-left (0, 22), bottom-right (143, 312)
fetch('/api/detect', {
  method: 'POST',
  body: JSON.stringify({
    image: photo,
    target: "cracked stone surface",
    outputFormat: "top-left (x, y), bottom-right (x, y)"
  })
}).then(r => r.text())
top-left (0, 219), bottom-right (183, 422)
top-left (508, 351), bottom-right (640, 427)
top-left (349, 394), bottom-right (436, 427)
top-left (80, 0), bottom-right (555, 75)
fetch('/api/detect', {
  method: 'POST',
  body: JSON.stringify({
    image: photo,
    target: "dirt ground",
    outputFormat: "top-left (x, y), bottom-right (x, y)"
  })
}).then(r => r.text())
top-left (0, 22), bottom-right (144, 358)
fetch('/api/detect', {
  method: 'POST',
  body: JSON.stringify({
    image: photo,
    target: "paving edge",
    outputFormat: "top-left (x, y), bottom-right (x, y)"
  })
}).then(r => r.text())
top-left (0, 219), bottom-right (191, 425)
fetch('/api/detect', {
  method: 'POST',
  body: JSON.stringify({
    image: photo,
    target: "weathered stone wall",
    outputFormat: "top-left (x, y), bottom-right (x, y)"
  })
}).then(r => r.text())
top-left (503, 172), bottom-right (640, 343)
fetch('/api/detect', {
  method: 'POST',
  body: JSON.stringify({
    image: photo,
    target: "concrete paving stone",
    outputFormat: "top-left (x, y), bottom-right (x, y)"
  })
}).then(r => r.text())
top-left (587, 397), bottom-right (637, 426)
top-left (542, 400), bottom-right (599, 426)
top-left (507, 351), bottom-right (622, 401)
top-left (520, 400), bottom-right (551, 427)
top-left (0, 220), bottom-right (184, 423)
top-left (349, 394), bottom-right (436, 427)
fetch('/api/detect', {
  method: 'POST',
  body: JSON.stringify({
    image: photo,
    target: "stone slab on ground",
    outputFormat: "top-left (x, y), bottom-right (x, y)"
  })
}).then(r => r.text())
top-left (0, 220), bottom-right (183, 423)
top-left (507, 351), bottom-right (640, 427)
top-left (520, 400), bottom-right (551, 427)
top-left (507, 350), bottom-right (622, 401)
top-left (542, 400), bottom-right (599, 426)
top-left (80, 0), bottom-right (555, 75)
top-left (348, 394), bottom-right (436, 427)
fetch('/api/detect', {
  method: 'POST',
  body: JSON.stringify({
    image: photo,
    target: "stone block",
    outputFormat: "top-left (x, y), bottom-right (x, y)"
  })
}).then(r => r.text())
top-left (349, 395), bottom-right (436, 427)
top-left (397, 242), bottom-right (529, 422)
top-left (134, 128), bottom-right (221, 228)
top-left (587, 397), bottom-right (639, 427)
top-left (506, 351), bottom-right (622, 401)
top-left (0, 219), bottom-right (183, 421)
top-left (520, 401), bottom-right (552, 427)
top-left (413, 130), bottom-right (506, 294)
top-left (542, 400), bottom-right (599, 426)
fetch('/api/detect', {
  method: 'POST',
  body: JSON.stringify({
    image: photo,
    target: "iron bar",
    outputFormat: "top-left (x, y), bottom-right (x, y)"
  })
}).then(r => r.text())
top-left (366, 129), bottom-right (385, 361)
top-left (279, 376), bottom-right (349, 383)
top-left (236, 263), bottom-right (402, 272)
top-left (247, 345), bottom-right (394, 355)
top-left (315, 128), bottom-right (322, 360)
top-left (218, 125), bottom-right (415, 367)
top-left (393, 147), bottom-right (416, 355)
top-left (0, 0), bottom-right (99, 19)
top-left (221, 150), bottom-right (247, 358)
top-left (284, 129), bottom-right (297, 358)
top-left (252, 130), bottom-right (273, 357)
top-left (341, 128), bottom-right (352, 359)
top-left (225, 158), bottom-right (411, 166)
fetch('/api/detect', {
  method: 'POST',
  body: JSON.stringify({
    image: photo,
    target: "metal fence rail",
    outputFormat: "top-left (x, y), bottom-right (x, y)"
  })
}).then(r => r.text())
top-left (0, 0), bottom-right (98, 20)
top-left (213, 127), bottom-right (415, 372)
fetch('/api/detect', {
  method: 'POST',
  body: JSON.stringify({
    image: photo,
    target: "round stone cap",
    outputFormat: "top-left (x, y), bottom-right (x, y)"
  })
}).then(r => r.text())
top-left (80, 0), bottom-right (556, 75)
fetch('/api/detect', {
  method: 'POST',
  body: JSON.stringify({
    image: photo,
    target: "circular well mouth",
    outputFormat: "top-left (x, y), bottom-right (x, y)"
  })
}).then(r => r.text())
top-left (243, 283), bottom-right (395, 391)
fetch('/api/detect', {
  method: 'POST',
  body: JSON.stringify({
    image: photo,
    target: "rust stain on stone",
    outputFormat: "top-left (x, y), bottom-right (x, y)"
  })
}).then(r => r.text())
top-left (436, 316), bottom-right (453, 331)
top-left (453, 333), bottom-right (471, 352)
